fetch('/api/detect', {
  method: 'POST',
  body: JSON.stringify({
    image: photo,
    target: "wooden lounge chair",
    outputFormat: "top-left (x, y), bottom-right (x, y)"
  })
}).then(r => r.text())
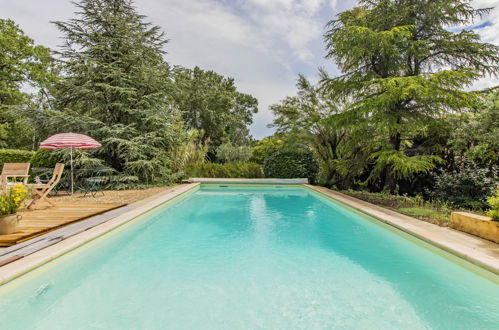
top-left (1, 163), bottom-right (31, 188)
top-left (27, 163), bottom-right (65, 209)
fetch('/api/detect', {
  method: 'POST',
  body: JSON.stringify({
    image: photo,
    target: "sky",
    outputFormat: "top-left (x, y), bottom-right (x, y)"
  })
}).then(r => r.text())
top-left (2, 0), bottom-right (498, 139)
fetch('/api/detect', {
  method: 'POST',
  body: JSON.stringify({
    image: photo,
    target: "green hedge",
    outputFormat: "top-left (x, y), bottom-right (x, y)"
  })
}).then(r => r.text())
top-left (185, 162), bottom-right (263, 178)
top-left (30, 149), bottom-right (65, 168)
top-left (263, 149), bottom-right (319, 184)
top-left (0, 149), bottom-right (35, 169)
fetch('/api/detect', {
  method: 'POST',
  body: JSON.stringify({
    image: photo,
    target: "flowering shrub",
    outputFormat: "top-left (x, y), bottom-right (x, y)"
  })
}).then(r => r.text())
top-left (0, 185), bottom-right (29, 215)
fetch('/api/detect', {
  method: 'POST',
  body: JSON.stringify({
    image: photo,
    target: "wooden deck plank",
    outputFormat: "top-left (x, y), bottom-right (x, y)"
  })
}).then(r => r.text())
top-left (0, 203), bottom-right (126, 246)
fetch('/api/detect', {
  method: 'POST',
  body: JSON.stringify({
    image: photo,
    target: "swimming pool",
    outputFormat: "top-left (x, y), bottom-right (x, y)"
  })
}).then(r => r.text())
top-left (0, 184), bottom-right (498, 329)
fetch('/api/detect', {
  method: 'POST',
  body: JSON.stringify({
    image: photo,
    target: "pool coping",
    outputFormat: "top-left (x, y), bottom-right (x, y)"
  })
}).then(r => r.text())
top-left (0, 183), bottom-right (200, 285)
top-left (188, 178), bottom-right (308, 184)
top-left (306, 185), bottom-right (499, 276)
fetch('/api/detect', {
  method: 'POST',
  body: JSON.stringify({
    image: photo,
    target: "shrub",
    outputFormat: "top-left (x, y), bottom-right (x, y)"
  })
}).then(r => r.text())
top-left (263, 149), bottom-right (319, 184)
top-left (250, 136), bottom-right (284, 164)
top-left (169, 129), bottom-right (208, 172)
top-left (185, 162), bottom-right (263, 178)
top-left (30, 149), bottom-right (64, 168)
top-left (486, 189), bottom-right (499, 221)
top-left (216, 142), bottom-right (252, 163)
top-left (0, 149), bottom-right (35, 169)
top-left (430, 164), bottom-right (498, 210)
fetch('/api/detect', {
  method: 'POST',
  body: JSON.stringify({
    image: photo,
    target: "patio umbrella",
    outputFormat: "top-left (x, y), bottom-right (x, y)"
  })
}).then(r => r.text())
top-left (39, 133), bottom-right (102, 195)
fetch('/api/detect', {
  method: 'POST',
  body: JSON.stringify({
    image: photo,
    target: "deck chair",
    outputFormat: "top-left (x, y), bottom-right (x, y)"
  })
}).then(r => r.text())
top-left (27, 163), bottom-right (65, 209)
top-left (1, 163), bottom-right (31, 188)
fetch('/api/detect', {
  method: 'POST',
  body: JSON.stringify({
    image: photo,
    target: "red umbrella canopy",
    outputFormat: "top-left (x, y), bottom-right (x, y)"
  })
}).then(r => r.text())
top-left (39, 133), bottom-right (101, 149)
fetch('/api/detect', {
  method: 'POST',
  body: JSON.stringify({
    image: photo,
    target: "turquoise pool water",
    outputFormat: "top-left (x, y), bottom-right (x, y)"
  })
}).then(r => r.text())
top-left (0, 185), bottom-right (498, 329)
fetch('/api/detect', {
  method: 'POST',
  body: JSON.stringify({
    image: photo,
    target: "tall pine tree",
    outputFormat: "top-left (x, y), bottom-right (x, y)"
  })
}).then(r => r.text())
top-left (53, 0), bottom-right (181, 183)
top-left (322, 0), bottom-right (499, 193)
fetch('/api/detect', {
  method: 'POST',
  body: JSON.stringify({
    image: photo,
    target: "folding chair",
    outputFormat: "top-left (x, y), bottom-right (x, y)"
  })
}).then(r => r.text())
top-left (27, 163), bottom-right (65, 209)
top-left (1, 163), bottom-right (30, 188)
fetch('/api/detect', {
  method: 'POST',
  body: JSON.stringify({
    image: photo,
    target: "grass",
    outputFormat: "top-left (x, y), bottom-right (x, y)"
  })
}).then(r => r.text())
top-left (397, 207), bottom-right (450, 225)
top-left (340, 191), bottom-right (452, 226)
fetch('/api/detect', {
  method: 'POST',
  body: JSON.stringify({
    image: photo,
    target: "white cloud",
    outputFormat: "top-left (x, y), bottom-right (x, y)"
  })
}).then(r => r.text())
top-left (4, 0), bottom-right (494, 139)
top-left (238, 0), bottom-right (330, 62)
top-left (2, 0), bottom-right (352, 138)
top-left (135, 0), bottom-right (338, 138)
top-left (468, 0), bottom-right (499, 90)
top-left (471, 0), bottom-right (499, 44)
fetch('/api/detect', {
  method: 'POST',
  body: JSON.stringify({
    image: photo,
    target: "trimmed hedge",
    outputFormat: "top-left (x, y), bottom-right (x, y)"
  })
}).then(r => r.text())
top-left (0, 149), bottom-right (35, 169)
top-left (30, 149), bottom-right (64, 168)
top-left (185, 162), bottom-right (263, 178)
top-left (263, 149), bottom-right (319, 184)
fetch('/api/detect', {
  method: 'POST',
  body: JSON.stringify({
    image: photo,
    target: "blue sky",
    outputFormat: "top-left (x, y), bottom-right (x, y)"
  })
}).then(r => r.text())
top-left (2, 0), bottom-right (498, 139)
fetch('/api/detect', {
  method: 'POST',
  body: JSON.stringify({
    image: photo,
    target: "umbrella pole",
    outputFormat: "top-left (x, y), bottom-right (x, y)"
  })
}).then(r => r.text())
top-left (70, 146), bottom-right (74, 195)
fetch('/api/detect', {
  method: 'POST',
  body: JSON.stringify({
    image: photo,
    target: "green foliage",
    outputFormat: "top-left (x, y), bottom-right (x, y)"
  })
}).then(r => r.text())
top-left (30, 149), bottom-right (61, 168)
top-left (263, 149), bottom-right (319, 184)
top-left (448, 92), bottom-right (499, 168)
top-left (186, 162), bottom-right (263, 178)
top-left (486, 189), bottom-right (499, 221)
top-left (50, 0), bottom-right (183, 184)
top-left (270, 76), bottom-right (368, 188)
top-left (0, 149), bottom-right (35, 168)
top-left (1, 5), bottom-right (259, 189)
top-left (396, 207), bottom-right (449, 224)
top-left (171, 66), bottom-right (258, 149)
top-left (0, 19), bottom-right (56, 106)
top-left (216, 141), bottom-right (252, 163)
top-left (430, 164), bottom-right (498, 210)
top-left (342, 190), bottom-right (451, 225)
top-left (322, 0), bottom-right (499, 193)
top-left (0, 19), bottom-right (58, 149)
top-left (169, 129), bottom-right (208, 173)
top-left (367, 150), bottom-right (442, 182)
top-left (250, 136), bottom-right (284, 164)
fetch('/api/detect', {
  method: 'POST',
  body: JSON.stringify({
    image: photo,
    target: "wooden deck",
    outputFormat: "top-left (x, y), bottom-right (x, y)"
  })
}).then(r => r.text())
top-left (0, 203), bottom-right (126, 247)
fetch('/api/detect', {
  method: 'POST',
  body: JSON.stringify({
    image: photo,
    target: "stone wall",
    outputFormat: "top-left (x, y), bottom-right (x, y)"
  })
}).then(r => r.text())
top-left (450, 212), bottom-right (499, 244)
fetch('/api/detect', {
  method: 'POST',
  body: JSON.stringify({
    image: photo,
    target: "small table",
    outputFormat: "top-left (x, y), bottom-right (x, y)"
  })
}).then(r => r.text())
top-left (81, 177), bottom-right (107, 197)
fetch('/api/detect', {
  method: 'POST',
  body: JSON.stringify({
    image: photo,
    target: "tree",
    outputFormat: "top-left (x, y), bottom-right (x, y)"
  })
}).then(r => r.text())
top-left (322, 0), bottom-right (499, 193)
top-left (250, 136), bottom-right (284, 164)
top-left (216, 141), bottom-right (252, 163)
top-left (171, 66), bottom-right (258, 150)
top-left (52, 0), bottom-right (182, 183)
top-left (448, 90), bottom-right (499, 168)
top-left (270, 75), bottom-right (368, 188)
top-left (0, 19), bottom-right (57, 149)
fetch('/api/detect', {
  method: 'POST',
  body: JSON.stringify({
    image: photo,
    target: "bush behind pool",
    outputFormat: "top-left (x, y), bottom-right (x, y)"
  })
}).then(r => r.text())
top-left (263, 150), bottom-right (319, 184)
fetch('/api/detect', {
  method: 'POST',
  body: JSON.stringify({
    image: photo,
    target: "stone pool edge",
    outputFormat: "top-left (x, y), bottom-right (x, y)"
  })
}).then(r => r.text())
top-left (0, 183), bottom-right (200, 286)
top-left (306, 185), bottom-right (499, 276)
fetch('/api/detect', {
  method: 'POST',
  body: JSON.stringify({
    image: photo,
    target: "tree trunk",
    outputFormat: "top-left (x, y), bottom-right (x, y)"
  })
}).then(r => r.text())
top-left (386, 131), bottom-right (401, 194)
